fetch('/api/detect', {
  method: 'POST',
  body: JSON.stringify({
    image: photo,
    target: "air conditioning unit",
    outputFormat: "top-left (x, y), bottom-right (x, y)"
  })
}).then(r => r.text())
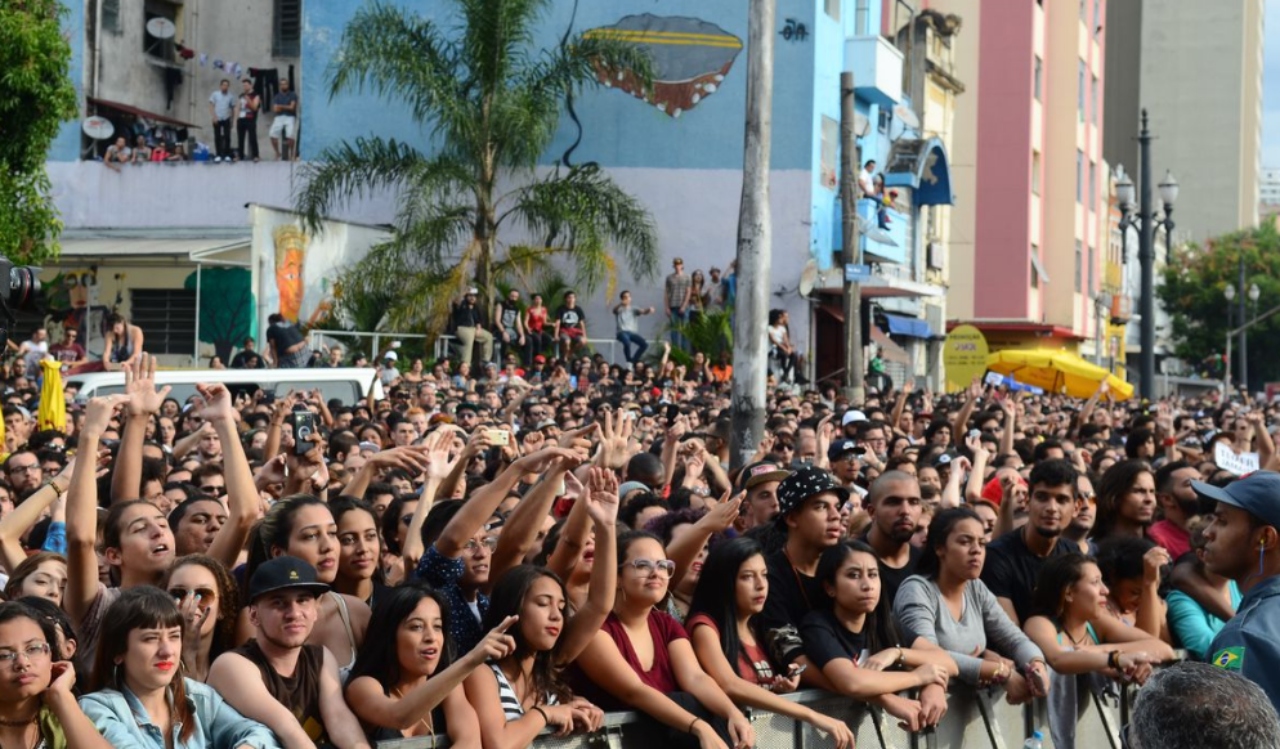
top-left (926, 240), bottom-right (944, 270)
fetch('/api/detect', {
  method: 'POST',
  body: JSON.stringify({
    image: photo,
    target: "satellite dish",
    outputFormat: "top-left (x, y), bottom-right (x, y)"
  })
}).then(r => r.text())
top-left (146, 17), bottom-right (176, 39)
top-left (854, 112), bottom-right (871, 138)
top-left (82, 116), bottom-right (114, 140)
top-left (799, 259), bottom-right (819, 297)
top-left (893, 104), bottom-right (921, 131)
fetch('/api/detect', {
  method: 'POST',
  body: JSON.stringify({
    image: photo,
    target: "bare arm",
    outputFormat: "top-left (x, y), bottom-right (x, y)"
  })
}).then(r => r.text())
top-left (66, 396), bottom-right (129, 624)
top-left (113, 356), bottom-right (171, 504)
top-left (890, 383), bottom-right (912, 438)
top-left (0, 468), bottom-right (71, 573)
top-left (201, 383), bottom-right (265, 569)
top-left (436, 448), bottom-right (572, 558)
top-left (318, 648), bottom-right (373, 749)
top-left (554, 468), bottom-right (619, 663)
top-left (489, 460), bottom-right (574, 586)
top-left (208, 653), bottom-right (317, 749)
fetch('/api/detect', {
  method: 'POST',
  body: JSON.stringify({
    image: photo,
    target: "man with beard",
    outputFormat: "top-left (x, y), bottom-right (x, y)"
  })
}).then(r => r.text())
top-left (209, 557), bottom-right (370, 748)
top-left (3, 450), bottom-right (44, 500)
top-left (1150, 460), bottom-right (1203, 560)
top-left (981, 459), bottom-right (1078, 624)
top-left (1061, 471), bottom-right (1097, 555)
top-left (858, 470), bottom-right (923, 608)
top-left (1196, 472), bottom-right (1280, 714)
top-left (760, 466), bottom-right (847, 690)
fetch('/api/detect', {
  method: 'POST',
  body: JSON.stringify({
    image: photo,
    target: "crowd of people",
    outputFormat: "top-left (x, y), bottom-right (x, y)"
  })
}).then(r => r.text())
top-left (0, 331), bottom-right (1277, 749)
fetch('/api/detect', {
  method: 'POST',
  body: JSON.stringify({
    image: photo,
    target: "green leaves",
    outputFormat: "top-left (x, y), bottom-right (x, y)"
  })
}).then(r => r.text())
top-left (0, 0), bottom-right (77, 264)
top-left (301, 0), bottom-right (659, 336)
top-left (1158, 222), bottom-right (1280, 383)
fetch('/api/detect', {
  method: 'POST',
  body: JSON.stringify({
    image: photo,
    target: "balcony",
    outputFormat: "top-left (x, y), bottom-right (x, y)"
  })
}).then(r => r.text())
top-left (857, 198), bottom-right (907, 264)
top-left (845, 35), bottom-right (903, 107)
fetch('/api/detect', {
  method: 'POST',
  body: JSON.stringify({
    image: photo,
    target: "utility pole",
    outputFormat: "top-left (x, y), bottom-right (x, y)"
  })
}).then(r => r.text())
top-left (1239, 255), bottom-right (1248, 395)
top-left (1137, 111), bottom-right (1155, 399)
top-left (840, 72), bottom-right (865, 404)
top-left (729, 0), bottom-right (775, 470)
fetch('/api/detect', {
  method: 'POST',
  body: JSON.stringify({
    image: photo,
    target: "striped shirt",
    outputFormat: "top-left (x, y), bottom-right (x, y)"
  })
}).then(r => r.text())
top-left (489, 663), bottom-right (558, 721)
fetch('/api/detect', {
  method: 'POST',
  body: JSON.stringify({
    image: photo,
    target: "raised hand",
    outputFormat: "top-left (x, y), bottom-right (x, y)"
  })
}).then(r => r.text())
top-left (195, 383), bottom-right (239, 424)
top-left (698, 488), bottom-right (742, 533)
top-left (468, 615), bottom-right (518, 664)
top-left (597, 408), bottom-right (635, 470)
top-left (82, 394), bottom-right (131, 438)
top-left (367, 445), bottom-right (433, 476)
top-left (557, 423), bottom-right (598, 459)
top-left (124, 355), bottom-right (171, 416)
top-left (581, 467), bottom-right (620, 526)
top-left (44, 661), bottom-right (77, 701)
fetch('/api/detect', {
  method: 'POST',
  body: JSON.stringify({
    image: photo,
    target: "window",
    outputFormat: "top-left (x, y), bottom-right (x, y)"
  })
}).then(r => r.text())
top-left (825, 0), bottom-right (841, 21)
top-left (143, 2), bottom-right (176, 60)
top-left (1089, 161), bottom-right (1097, 208)
top-left (130, 289), bottom-right (196, 356)
top-left (273, 0), bottom-right (302, 58)
top-left (855, 0), bottom-right (870, 34)
top-left (1078, 60), bottom-right (1086, 121)
top-left (878, 108), bottom-right (891, 133)
top-left (1031, 244), bottom-right (1040, 289)
top-left (1090, 75), bottom-right (1100, 123)
top-left (1080, 0), bottom-right (1087, 21)
top-left (1093, 0), bottom-right (1101, 31)
top-left (1075, 240), bottom-right (1083, 292)
top-left (1076, 150), bottom-right (1084, 203)
top-left (1034, 56), bottom-right (1043, 101)
top-left (1088, 245), bottom-right (1095, 295)
top-left (102, 0), bottom-right (121, 33)
top-left (1032, 151), bottom-right (1042, 195)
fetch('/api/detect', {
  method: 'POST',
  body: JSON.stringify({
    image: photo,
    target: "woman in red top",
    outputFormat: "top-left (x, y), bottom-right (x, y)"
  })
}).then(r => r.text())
top-left (575, 531), bottom-right (753, 749)
top-left (687, 538), bottom-right (854, 748)
top-left (524, 294), bottom-right (550, 363)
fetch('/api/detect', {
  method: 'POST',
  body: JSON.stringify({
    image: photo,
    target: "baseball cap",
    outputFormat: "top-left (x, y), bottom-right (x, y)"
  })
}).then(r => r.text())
top-left (827, 439), bottom-right (865, 462)
top-left (980, 474), bottom-right (1028, 506)
top-left (932, 451), bottom-right (956, 469)
top-left (739, 461), bottom-right (791, 491)
top-left (467, 287), bottom-right (479, 295)
top-left (618, 481), bottom-right (650, 498)
top-left (384, 351), bottom-right (398, 361)
top-left (247, 556), bottom-right (329, 602)
top-left (842, 410), bottom-right (868, 427)
top-left (534, 355), bottom-right (547, 364)
top-left (775, 466), bottom-right (849, 521)
top-left (1192, 472), bottom-right (1280, 529)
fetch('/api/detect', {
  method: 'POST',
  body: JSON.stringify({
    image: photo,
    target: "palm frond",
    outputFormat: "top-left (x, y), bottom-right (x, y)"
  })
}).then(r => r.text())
top-left (294, 137), bottom-right (429, 231)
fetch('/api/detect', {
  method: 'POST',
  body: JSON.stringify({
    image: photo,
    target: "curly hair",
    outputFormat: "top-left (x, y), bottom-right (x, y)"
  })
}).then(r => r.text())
top-left (165, 554), bottom-right (240, 663)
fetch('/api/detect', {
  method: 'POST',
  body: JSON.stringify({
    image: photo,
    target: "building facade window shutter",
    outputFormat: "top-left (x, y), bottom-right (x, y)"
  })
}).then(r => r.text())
top-left (273, 0), bottom-right (302, 58)
top-left (130, 289), bottom-right (196, 356)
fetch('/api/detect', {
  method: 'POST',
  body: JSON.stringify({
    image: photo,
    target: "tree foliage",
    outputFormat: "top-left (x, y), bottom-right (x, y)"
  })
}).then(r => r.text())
top-left (184, 268), bottom-right (255, 363)
top-left (0, 0), bottom-right (78, 264)
top-left (296, 0), bottom-right (659, 334)
top-left (1158, 222), bottom-right (1280, 385)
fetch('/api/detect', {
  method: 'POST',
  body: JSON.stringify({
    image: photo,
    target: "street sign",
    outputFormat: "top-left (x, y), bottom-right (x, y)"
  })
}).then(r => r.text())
top-left (844, 263), bottom-right (873, 282)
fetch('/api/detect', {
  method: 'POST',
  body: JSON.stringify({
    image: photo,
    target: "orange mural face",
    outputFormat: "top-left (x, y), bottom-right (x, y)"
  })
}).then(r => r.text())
top-left (273, 225), bottom-right (308, 322)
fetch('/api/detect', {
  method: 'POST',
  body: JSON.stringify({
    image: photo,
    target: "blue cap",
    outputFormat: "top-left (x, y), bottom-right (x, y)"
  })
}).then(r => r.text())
top-left (1192, 472), bottom-right (1280, 529)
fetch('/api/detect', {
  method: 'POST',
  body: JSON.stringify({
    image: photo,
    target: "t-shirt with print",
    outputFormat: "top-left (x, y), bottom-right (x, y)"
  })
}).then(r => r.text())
top-left (556, 305), bottom-right (585, 331)
top-left (760, 549), bottom-right (826, 668)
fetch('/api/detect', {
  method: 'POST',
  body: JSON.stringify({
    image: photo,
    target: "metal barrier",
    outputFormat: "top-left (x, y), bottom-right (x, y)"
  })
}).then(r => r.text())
top-left (432, 334), bottom-right (661, 367)
top-left (374, 682), bottom-right (1129, 749)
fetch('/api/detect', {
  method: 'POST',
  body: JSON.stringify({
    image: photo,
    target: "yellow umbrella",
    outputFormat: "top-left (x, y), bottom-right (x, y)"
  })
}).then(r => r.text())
top-left (985, 349), bottom-right (1134, 401)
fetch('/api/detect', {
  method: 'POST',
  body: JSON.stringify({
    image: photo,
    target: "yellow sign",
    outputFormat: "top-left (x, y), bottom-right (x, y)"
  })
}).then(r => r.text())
top-left (943, 325), bottom-right (989, 392)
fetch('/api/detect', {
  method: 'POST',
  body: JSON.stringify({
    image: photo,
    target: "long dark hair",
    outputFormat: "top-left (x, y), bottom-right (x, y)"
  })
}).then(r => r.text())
top-left (91, 588), bottom-right (196, 743)
top-left (481, 565), bottom-right (571, 705)
top-left (330, 497), bottom-right (388, 588)
top-left (1030, 552), bottom-right (1096, 620)
top-left (348, 581), bottom-right (454, 692)
top-left (1092, 460), bottom-right (1152, 540)
top-left (10, 598), bottom-right (80, 693)
top-left (687, 537), bottom-right (767, 677)
top-left (246, 494), bottom-right (329, 583)
top-left (915, 507), bottom-right (982, 579)
top-left (816, 540), bottom-right (901, 654)
top-left (164, 554), bottom-right (239, 662)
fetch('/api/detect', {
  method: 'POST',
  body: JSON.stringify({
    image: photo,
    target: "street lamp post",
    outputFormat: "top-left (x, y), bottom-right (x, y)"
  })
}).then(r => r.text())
top-left (1115, 110), bottom-right (1178, 399)
top-left (1244, 279), bottom-right (1260, 396)
top-left (1225, 283), bottom-right (1236, 389)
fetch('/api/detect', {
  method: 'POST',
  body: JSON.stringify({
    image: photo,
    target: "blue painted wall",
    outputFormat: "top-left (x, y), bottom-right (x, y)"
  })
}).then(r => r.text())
top-left (49, 0), bottom-right (86, 162)
top-left (301, 0), bottom-right (819, 171)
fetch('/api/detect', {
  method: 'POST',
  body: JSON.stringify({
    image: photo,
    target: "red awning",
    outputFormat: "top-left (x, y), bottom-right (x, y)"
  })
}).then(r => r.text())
top-left (87, 97), bottom-right (201, 129)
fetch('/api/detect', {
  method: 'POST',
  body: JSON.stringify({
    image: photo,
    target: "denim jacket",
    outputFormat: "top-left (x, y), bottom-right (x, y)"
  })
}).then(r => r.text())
top-left (79, 677), bottom-right (281, 749)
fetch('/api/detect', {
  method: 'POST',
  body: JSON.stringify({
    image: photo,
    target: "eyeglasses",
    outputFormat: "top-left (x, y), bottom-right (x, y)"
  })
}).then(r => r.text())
top-left (1076, 492), bottom-right (1097, 505)
top-left (0, 642), bottom-right (50, 668)
top-left (462, 537), bottom-right (499, 552)
top-left (7, 465), bottom-right (39, 475)
top-left (200, 485), bottom-right (224, 494)
top-left (621, 558), bottom-right (676, 577)
top-left (170, 587), bottom-right (216, 604)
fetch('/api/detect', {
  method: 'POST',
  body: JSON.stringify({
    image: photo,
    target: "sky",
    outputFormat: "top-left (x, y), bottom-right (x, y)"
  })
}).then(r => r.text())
top-left (1264, 0), bottom-right (1280, 166)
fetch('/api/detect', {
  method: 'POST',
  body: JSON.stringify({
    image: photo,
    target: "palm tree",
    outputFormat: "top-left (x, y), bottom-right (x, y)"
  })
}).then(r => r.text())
top-left (296, 0), bottom-right (659, 333)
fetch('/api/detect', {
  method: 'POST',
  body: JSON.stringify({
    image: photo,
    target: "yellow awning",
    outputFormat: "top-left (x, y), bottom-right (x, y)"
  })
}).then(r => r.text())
top-left (986, 349), bottom-right (1133, 401)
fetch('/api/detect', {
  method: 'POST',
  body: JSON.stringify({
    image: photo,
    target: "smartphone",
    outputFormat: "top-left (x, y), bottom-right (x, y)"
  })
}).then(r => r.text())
top-left (788, 663), bottom-right (808, 677)
top-left (289, 411), bottom-right (317, 455)
top-left (486, 429), bottom-right (510, 446)
top-left (968, 428), bottom-right (981, 440)
top-left (665, 403), bottom-right (680, 427)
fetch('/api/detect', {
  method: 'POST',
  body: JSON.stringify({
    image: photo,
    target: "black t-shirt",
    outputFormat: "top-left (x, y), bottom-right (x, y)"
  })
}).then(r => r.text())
top-left (452, 300), bottom-right (483, 329)
top-left (760, 549), bottom-right (826, 667)
top-left (266, 321), bottom-right (304, 350)
top-left (980, 528), bottom-right (1075, 623)
top-left (858, 533), bottom-right (922, 611)
top-left (230, 350), bottom-right (264, 369)
top-left (801, 608), bottom-right (868, 669)
top-left (556, 305), bottom-right (585, 329)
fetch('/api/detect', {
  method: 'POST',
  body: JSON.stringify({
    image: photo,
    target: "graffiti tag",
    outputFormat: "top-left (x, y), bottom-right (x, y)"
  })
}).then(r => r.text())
top-left (780, 18), bottom-right (809, 42)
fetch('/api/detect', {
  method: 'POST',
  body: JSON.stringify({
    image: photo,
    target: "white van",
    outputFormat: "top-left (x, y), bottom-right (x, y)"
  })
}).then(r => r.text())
top-left (65, 368), bottom-right (383, 407)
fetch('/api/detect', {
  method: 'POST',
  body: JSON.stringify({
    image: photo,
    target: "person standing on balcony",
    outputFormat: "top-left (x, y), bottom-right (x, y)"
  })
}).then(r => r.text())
top-left (664, 258), bottom-right (692, 352)
top-left (208, 79), bottom-right (236, 163)
top-left (269, 78), bottom-right (299, 161)
top-left (237, 78), bottom-right (261, 162)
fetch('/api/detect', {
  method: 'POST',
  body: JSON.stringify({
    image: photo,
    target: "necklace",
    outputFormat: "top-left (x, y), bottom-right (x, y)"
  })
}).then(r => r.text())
top-left (0, 714), bottom-right (37, 728)
top-left (390, 686), bottom-right (435, 736)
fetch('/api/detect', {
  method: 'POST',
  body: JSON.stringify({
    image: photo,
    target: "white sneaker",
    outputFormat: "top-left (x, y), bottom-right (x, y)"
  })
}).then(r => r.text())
top-left (213, 157), bottom-right (222, 163)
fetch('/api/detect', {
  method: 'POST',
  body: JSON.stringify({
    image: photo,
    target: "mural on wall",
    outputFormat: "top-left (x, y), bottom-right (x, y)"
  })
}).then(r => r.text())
top-left (41, 270), bottom-right (110, 360)
top-left (183, 267), bottom-right (255, 364)
top-left (583, 15), bottom-right (742, 118)
top-left (273, 225), bottom-right (308, 323)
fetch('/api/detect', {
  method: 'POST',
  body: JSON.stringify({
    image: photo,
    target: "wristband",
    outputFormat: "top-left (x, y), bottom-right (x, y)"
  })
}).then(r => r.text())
top-left (688, 717), bottom-right (701, 734)
top-left (1107, 651), bottom-right (1122, 670)
top-left (532, 706), bottom-right (550, 725)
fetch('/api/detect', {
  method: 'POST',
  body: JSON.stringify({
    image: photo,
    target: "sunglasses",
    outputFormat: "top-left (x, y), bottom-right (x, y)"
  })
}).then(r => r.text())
top-left (200, 485), bottom-right (224, 494)
top-left (170, 587), bottom-right (216, 604)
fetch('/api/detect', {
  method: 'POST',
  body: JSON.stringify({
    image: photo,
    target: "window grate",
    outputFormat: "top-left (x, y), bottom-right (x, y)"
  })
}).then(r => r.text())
top-left (273, 0), bottom-right (302, 58)
top-left (130, 289), bottom-right (196, 356)
top-left (102, 0), bottom-right (121, 33)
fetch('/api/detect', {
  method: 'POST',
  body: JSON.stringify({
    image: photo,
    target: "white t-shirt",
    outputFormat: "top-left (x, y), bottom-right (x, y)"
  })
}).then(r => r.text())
top-left (857, 169), bottom-right (877, 196)
top-left (768, 324), bottom-right (787, 348)
top-left (22, 340), bottom-right (48, 372)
